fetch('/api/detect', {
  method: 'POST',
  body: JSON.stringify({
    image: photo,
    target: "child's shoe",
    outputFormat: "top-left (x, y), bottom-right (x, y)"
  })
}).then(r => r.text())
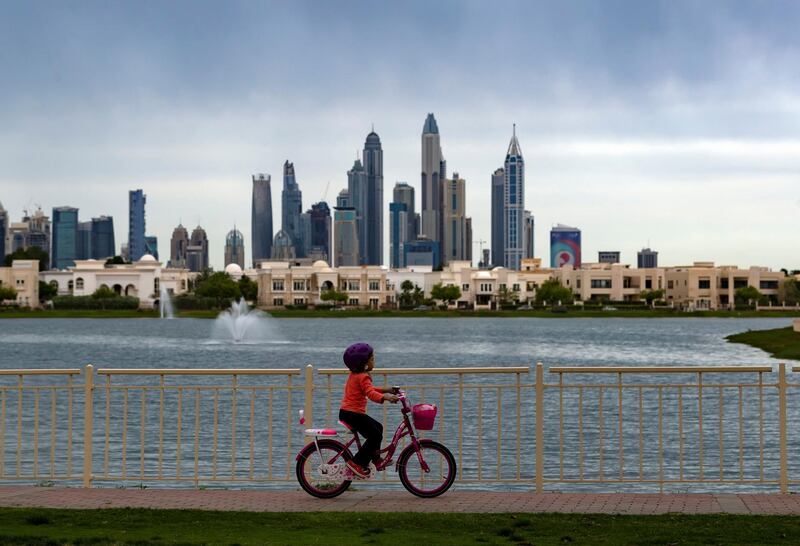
top-left (346, 460), bottom-right (371, 479)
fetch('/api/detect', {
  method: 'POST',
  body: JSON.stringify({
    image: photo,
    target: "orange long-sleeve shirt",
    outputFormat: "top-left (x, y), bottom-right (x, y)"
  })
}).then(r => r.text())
top-left (340, 372), bottom-right (384, 413)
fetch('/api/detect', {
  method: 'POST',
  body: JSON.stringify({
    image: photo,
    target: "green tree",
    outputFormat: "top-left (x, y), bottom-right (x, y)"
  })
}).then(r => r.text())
top-left (238, 276), bottom-right (259, 302)
top-left (4, 247), bottom-right (49, 271)
top-left (0, 285), bottom-right (18, 302)
top-left (535, 278), bottom-right (573, 306)
top-left (412, 285), bottom-right (425, 306)
top-left (398, 280), bottom-right (416, 309)
top-left (778, 279), bottom-right (800, 306)
top-left (39, 281), bottom-right (58, 302)
top-left (734, 286), bottom-right (762, 307)
top-left (497, 286), bottom-right (520, 309)
top-left (104, 256), bottom-right (129, 265)
top-left (640, 289), bottom-right (665, 306)
top-left (320, 289), bottom-right (347, 306)
top-left (430, 283), bottom-right (461, 306)
top-left (92, 286), bottom-right (119, 299)
top-left (195, 272), bottom-right (241, 306)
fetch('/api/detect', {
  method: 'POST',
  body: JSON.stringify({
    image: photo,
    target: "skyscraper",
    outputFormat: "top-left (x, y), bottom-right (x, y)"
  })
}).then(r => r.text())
top-left (0, 201), bottom-right (7, 259)
top-left (334, 189), bottom-right (359, 267)
top-left (77, 221), bottom-right (92, 260)
top-left (638, 248), bottom-right (658, 268)
top-left (144, 236), bottom-right (159, 260)
top-left (90, 216), bottom-right (115, 260)
top-left (347, 158), bottom-right (367, 264)
top-left (523, 210), bottom-right (535, 260)
top-left (389, 201), bottom-right (409, 268)
top-left (490, 168), bottom-right (504, 267)
top-left (271, 230), bottom-right (296, 260)
top-left (393, 182), bottom-right (417, 242)
top-left (51, 206), bottom-right (79, 269)
top-left (225, 228), bottom-right (245, 268)
top-left (251, 174), bottom-right (273, 266)
top-left (281, 161), bottom-right (304, 257)
top-left (420, 113), bottom-right (444, 260)
top-left (12, 208), bottom-right (51, 257)
top-left (309, 201), bottom-right (332, 261)
top-left (443, 173), bottom-right (470, 262)
top-left (504, 125), bottom-right (525, 270)
top-left (186, 226), bottom-right (209, 272)
top-left (363, 130), bottom-right (384, 265)
top-left (128, 189), bottom-right (147, 262)
top-left (169, 224), bottom-right (189, 268)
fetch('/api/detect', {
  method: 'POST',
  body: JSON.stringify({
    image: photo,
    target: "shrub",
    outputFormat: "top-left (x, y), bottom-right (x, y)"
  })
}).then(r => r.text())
top-left (52, 295), bottom-right (139, 310)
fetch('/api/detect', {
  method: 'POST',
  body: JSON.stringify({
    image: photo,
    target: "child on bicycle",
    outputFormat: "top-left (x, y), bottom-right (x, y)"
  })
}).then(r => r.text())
top-left (339, 342), bottom-right (399, 479)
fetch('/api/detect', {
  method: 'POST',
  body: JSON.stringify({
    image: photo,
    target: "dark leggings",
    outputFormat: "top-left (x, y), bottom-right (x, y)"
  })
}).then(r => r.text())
top-left (339, 409), bottom-right (383, 467)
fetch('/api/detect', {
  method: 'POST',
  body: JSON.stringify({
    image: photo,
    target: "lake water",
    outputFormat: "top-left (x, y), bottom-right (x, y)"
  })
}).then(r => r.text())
top-left (0, 316), bottom-right (795, 493)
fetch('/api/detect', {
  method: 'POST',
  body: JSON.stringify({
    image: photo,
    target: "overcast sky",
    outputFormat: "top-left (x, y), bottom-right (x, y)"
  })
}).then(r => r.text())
top-left (1, 0), bottom-right (798, 271)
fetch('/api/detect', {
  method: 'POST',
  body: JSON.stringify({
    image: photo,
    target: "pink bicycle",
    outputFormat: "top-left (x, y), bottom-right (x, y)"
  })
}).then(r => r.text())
top-left (295, 387), bottom-right (456, 498)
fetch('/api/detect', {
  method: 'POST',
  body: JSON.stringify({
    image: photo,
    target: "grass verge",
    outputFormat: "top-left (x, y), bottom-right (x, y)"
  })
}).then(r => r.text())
top-left (727, 326), bottom-right (800, 361)
top-left (0, 508), bottom-right (799, 545)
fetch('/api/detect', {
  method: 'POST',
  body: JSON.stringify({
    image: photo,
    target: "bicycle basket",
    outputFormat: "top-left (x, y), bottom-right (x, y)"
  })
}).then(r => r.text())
top-left (411, 403), bottom-right (437, 430)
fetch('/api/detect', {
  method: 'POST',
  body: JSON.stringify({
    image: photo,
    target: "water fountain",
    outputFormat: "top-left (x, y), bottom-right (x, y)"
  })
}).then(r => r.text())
top-left (211, 299), bottom-right (276, 343)
top-left (159, 284), bottom-right (175, 319)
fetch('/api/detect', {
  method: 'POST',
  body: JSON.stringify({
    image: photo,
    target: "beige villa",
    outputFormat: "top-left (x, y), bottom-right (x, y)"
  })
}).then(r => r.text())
top-left (0, 260), bottom-right (40, 308)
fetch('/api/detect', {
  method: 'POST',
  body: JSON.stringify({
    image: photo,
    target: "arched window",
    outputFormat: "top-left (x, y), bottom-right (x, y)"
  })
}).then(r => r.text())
top-left (68, 280), bottom-right (74, 292)
top-left (75, 278), bottom-right (84, 290)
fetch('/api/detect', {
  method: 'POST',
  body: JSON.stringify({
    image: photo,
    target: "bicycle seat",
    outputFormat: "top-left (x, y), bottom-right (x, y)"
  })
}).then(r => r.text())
top-left (338, 420), bottom-right (356, 433)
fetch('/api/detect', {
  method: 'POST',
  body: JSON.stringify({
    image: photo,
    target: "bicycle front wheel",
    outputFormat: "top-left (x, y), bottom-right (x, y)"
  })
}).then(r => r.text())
top-left (397, 439), bottom-right (456, 498)
top-left (295, 439), bottom-right (353, 498)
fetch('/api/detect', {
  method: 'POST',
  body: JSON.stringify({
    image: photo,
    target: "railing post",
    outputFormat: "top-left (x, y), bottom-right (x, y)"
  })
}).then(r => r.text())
top-left (304, 364), bottom-right (314, 431)
top-left (83, 364), bottom-right (94, 488)
top-left (779, 363), bottom-right (788, 493)
top-left (535, 362), bottom-right (544, 493)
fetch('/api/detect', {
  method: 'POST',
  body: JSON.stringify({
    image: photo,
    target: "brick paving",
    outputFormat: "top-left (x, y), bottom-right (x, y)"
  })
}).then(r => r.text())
top-left (1, 486), bottom-right (800, 514)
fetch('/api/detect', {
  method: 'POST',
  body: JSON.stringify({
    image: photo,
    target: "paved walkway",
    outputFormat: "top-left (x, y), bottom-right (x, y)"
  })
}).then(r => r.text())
top-left (1, 487), bottom-right (800, 515)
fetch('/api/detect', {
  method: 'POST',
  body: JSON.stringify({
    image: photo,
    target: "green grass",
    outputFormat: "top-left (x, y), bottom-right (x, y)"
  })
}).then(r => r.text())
top-left (0, 508), bottom-right (798, 545)
top-left (2, 308), bottom-right (800, 320)
top-left (727, 326), bottom-right (800, 361)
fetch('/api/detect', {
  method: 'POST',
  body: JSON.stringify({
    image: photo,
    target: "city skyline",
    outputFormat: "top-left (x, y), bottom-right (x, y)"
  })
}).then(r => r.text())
top-left (1, 1), bottom-right (798, 271)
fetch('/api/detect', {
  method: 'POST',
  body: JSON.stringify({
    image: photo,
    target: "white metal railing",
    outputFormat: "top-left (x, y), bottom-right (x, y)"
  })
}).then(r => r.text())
top-left (0, 363), bottom-right (797, 492)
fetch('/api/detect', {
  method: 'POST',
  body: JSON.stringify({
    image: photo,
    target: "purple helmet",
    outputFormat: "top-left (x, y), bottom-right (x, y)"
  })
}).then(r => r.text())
top-left (343, 342), bottom-right (373, 372)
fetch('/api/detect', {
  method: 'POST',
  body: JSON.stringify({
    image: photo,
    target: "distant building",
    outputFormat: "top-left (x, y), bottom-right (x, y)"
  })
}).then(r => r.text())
top-left (393, 182), bottom-right (417, 242)
top-left (271, 230), bottom-right (296, 261)
top-left (523, 211), bottom-right (535, 261)
top-left (347, 158), bottom-right (368, 265)
top-left (251, 173), bottom-right (273, 266)
top-left (389, 201), bottom-right (409, 269)
top-left (8, 207), bottom-right (50, 257)
top-left (481, 248), bottom-right (491, 269)
top-left (224, 228), bottom-right (245, 268)
top-left (186, 226), bottom-right (209, 272)
top-left (169, 224), bottom-right (189, 268)
top-left (77, 221), bottom-right (92, 260)
top-left (0, 201), bottom-right (8, 259)
top-left (281, 161), bottom-right (304, 257)
top-left (405, 237), bottom-right (440, 268)
top-left (333, 192), bottom-right (358, 267)
top-left (550, 224), bottom-right (581, 268)
top-left (0, 260), bottom-right (39, 307)
top-left (638, 248), bottom-right (658, 269)
top-left (308, 201), bottom-right (331, 262)
top-left (598, 251), bottom-right (621, 264)
top-left (362, 129), bottom-right (384, 265)
top-left (504, 125), bottom-right (525, 270)
top-left (490, 168), bottom-right (504, 267)
top-left (420, 113), bottom-right (446, 259)
top-left (128, 189), bottom-right (147, 262)
top-left (443, 173), bottom-right (470, 263)
top-left (90, 216), bottom-right (115, 260)
top-left (52, 206), bottom-right (79, 269)
top-left (144, 236), bottom-right (159, 261)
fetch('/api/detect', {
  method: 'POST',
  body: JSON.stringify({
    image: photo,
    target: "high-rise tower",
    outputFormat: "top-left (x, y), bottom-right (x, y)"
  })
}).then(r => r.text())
top-left (251, 173), bottom-right (273, 266)
top-left (490, 168), bottom-right (504, 267)
top-left (393, 182), bottom-right (417, 242)
top-left (347, 159), bottom-right (367, 264)
top-left (52, 206), bottom-right (79, 269)
top-left (0, 201), bottom-right (8, 260)
top-left (334, 189), bottom-right (359, 267)
top-left (281, 161), bottom-right (304, 257)
top-left (363, 130), bottom-right (384, 265)
top-left (504, 125), bottom-right (525, 270)
top-left (90, 216), bottom-right (115, 260)
top-left (443, 173), bottom-right (471, 262)
top-left (421, 114), bottom-right (444, 261)
top-left (225, 228), bottom-right (245, 268)
top-left (169, 224), bottom-right (189, 268)
top-left (128, 189), bottom-right (147, 262)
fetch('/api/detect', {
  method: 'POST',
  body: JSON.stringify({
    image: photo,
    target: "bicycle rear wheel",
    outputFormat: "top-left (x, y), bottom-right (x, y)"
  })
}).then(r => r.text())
top-left (397, 439), bottom-right (456, 498)
top-left (296, 439), bottom-right (353, 498)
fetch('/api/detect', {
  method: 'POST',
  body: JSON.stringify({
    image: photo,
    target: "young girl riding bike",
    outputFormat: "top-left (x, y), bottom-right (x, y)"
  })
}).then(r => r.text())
top-left (339, 342), bottom-right (399, 478)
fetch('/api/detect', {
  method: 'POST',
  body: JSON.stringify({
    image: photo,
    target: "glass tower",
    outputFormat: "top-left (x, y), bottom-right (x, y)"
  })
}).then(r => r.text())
top-left (281, 161), bottom-right (304, 257)
top-left (251, 173), bottom-right (273, 266)
top-left (52, 206), bottom-right (79, 269)
top-left (363, 130), bottom-right (384, 265)
top-left (504, 126), bottom-right (525, 270)
top-left (128, 189), bottom-right (147, 262)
